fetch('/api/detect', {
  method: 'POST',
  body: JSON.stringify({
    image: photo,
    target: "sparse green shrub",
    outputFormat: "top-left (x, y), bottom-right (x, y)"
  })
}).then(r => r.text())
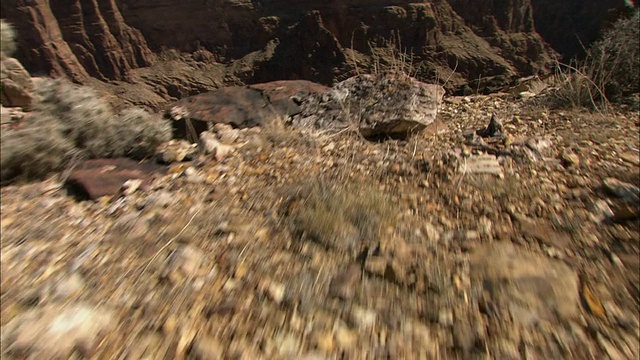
top-left (549, 10), bottom-right (639, 108)
top-left (0, 113), bottom-right (75, 184)
top-left (1, 78), bottom-right (172, 183)
top-left (287, 179), bottom-right (394, 252)
top-left (1, 19), bottom-right (16, 57)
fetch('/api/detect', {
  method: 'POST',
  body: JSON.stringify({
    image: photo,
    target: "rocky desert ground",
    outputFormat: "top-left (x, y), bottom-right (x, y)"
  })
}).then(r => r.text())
top-left (2, 87), bottom-right (639, 359)
top-left (1, 1), bottom-right (639, 360)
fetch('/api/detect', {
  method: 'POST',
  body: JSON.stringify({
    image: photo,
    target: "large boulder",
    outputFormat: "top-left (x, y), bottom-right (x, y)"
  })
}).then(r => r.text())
top-left (293, 72), bottom-right (445, 139)
top-left (1, 57), bottom-right (34, 110)
top-left (166, 80), bottom-right (329, 139)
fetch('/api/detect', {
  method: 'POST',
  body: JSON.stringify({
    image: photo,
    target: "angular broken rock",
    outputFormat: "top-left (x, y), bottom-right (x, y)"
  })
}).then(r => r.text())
top-left (156, 139), bottom-right (198, 164)
top-left (460, 154), bottom-right (504, 177)
top-left (477, 114), bottom-right (504, 138)
top-left (199, 131), bottom-right (235, 160)
top-left (328, 263), bottom-right (362, 300)
top-left (1, 57), bottom-right (34, 110)
top-left (293, 72), bottom-right (445, 139)
top-left (471, 242), bottom-right (580, 326)
top-left (162, 244), bottom-right (206, 285)
top-left (602, 178), bottom-right (640, 204)
top-left (2, 304), bottom-right (116, 358)
top-left (0, 105), bottom-right (25, 128)
top-left (65, 158), bottom-right (164, 200)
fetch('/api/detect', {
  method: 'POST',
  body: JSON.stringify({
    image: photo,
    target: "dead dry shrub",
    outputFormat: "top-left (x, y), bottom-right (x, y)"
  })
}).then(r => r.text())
top-left (1, 78), bottom-right (172, 184)
top-left (116, 107), bottom-right (172, 159)
top-left (548, 10), bottom-right (639, 109)
top-left (589, 10), bottom-right (639, 99)
top-left (0, 113), bottom-right (75, 184)
top-left (31, 78), bottom-right (171, 158)
top-left (286, 178), bottom-right (395, 252)
top-left (32, 78), bottom-right (120, 157)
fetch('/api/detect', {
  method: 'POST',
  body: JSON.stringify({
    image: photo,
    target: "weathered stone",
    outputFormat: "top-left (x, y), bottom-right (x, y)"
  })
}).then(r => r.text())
top-left (1, 57), bottom-right (33, 110)
top-left (349, 306), bottom-right (377, 329)
top-left (515, 215), bottom-right (572, 248)
top-left (477, 114), bottom-right (504, 137)
top-left (190, 334), bottom-right (224, 360)
top-left (560, 149), bottom-right (580, 168)
top-left (0, 0), bottom-right (154, 82)
top-left (65, 158), bottom-right (164, 200)
top-left (471, 242), bottom-right (580, 325)
top-left (162, 244), bottom-right (206, 285)
top-left (0, 105), bottom-right (24, 127)
top-left (167, 80), bottom-right (329, 138)
top-left (52, 273), bottom-right (85, 300)
top-left (603, 178), bottom-right (639, 204)
top-left (461, 154), bottom-right (504, 177)
top-left (2, 304), bottom-right (116, 358)
top-left (156, 139), bottom-right (198, 164)
top-left (294, 73), bottom-right (445, 139)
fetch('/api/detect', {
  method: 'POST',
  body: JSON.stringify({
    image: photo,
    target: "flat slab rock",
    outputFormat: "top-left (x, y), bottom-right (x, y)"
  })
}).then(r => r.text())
top-left (471, 242), bottom-right (580, 326)
top-left (2, 303), bottom-right (116, 358)
top-left (166, 80), bottom-right (329, 137)
top-left (65, 158), bottom-right (165, 200)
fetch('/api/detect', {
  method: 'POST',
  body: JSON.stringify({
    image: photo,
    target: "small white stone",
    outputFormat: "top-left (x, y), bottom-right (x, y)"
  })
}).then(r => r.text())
top-left (266, 282), bottom-right (286, 305)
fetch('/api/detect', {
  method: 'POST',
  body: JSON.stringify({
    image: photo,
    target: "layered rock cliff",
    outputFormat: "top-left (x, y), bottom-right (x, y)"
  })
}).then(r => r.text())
top-left (1, 0), bottom-right (635, 93)
top-left (0, 0), bottom-right (155, 82)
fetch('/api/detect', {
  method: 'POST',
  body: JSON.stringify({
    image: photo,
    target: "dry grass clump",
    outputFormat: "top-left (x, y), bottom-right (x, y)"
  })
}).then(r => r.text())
top-left (1, 19), bottom-right (16, 57)
top-left (589, 10), bottom-right (640, 99)
top-left (549, 10), bottom-right (639, 109)
top-left (1, 78), bottom-right (172, 184)
top-left (286, 178), bottom-right (395, 253)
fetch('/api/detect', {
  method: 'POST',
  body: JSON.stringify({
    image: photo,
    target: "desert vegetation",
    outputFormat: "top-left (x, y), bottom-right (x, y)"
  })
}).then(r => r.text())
top-left (549, 10), bottom-right (639, 109)
top-left (1, 78), bottom-right (172, 184)
top-left (286, 178), bottom-right (395, 253)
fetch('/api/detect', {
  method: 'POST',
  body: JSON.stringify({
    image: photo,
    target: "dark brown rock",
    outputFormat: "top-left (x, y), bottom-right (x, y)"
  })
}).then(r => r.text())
top-left (249, 80), bottom-right (330, 117)
top-left (65, 158), bottom-right (165, 200)
top-left (252, 11), bottom-right (349, 85)
top-left (166, 80), bottom-right (329, 138)
top-left (515, 215), bottom-right (572, 249)
top-left (3, 0), bottom-right (634, 93)
top-left (328, 263), bottom-right (362, 300)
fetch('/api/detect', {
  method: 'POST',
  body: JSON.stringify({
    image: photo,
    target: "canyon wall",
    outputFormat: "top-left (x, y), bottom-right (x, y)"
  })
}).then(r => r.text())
top-left (1, 0), bottom-right (635, 92)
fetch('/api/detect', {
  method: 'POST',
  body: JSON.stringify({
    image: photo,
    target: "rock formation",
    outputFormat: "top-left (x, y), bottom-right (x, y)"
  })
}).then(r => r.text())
top-left (293, 72), bottom-right (445, 139)
top-left (1, 57), bottom-right (34, 110)
top-left (1, 0), bottom-right (634, 93)
top-left (0, 0), bottom-right (155, 82)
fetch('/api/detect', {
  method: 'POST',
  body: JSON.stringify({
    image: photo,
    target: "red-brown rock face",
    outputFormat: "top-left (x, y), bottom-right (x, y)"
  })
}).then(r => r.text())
top-left (1, 0), bottom-right (635, 92)
top-left (1, 0), bottom-right (155, 82)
